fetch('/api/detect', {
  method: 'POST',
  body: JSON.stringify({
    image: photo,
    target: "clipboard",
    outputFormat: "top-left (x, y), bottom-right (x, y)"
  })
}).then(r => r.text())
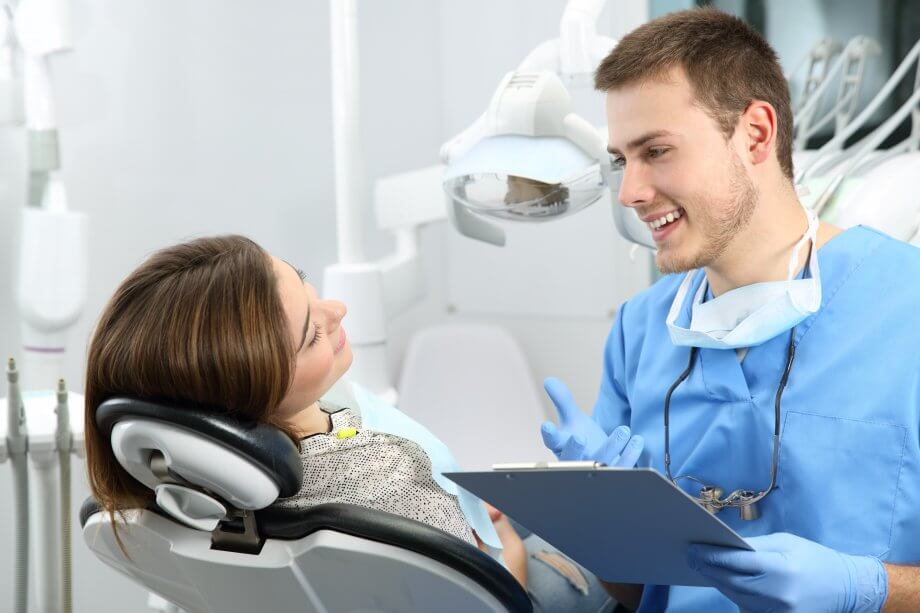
top-left (445, 464), bottom-right (753, 587)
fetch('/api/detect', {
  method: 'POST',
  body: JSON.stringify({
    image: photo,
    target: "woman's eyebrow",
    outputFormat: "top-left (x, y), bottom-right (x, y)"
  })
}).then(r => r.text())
top-left (282, 259), bottom-right (311, 350)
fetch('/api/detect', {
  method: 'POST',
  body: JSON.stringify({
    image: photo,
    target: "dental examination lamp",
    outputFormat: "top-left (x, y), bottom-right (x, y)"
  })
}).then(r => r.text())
top-left (0, 0), bottom-right (87, 612)
top-left (439, 0), bottom-right (660, 249)
top-left (440, 71), bottom-right (612, 247)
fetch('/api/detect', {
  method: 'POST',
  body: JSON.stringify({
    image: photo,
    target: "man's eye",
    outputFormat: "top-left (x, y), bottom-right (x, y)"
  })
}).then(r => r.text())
top-left (647, 147), bottom-right (669, 159)
top-left (610, 156), bottom-right (626, 170)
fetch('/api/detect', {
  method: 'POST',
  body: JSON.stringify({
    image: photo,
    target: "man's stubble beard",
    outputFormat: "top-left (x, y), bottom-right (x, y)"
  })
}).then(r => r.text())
top-left (656, 151), bottom-right (758, 274)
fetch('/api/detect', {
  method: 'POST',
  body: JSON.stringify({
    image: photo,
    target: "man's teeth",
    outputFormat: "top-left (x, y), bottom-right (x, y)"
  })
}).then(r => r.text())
top-left (649, 209), bottom-right (683, 230)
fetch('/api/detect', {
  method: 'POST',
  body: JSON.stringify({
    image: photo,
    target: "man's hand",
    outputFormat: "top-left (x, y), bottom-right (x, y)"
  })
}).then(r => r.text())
top-left (688, 532), bottom-right (888, 613)
top-left (540, 378), bottom-right (644, 467)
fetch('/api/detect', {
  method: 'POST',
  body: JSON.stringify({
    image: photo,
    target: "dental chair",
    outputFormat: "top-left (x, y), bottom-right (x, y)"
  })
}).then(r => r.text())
top-left (81, 397), bottom-right (532, 613)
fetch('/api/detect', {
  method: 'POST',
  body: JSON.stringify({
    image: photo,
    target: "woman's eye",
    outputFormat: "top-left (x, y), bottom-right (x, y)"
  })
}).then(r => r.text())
top-left (308, 324), bottom-right (324, 348)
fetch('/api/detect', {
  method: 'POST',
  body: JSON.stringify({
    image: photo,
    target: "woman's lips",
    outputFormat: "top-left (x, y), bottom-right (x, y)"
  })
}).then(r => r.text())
top-left (334, 328), bottom-right (347, 354)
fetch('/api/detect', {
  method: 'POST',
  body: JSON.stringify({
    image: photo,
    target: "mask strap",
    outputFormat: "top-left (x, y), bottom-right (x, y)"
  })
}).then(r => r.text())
top-left (786, 207), bottom-right (819, 280)
top-left (667, 269), bottom-right (701, 327)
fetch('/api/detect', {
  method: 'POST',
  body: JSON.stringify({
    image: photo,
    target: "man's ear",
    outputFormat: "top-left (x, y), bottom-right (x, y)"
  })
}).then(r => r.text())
top-left (739, 100), bottom-right (777, 167)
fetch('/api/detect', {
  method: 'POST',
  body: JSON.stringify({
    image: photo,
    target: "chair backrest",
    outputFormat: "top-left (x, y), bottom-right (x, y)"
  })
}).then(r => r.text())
top-left (85, 397), bottom-right (533, 613)
top-left (81, 500), bottom-right (532, 613)
top-left (397, 323), bottom-right (553, 469)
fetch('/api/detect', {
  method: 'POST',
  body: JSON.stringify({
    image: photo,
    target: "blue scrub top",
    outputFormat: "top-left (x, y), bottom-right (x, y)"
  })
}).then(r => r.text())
top-left (593, 227), bottom-right (920, 612)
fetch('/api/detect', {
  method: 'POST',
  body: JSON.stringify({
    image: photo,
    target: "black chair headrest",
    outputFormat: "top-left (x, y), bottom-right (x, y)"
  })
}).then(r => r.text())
top-left (96, 397), bottom-right (302, 498)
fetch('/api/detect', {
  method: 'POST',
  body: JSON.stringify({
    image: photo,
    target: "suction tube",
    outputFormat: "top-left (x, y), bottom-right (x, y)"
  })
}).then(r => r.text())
top-left (56, 378), bottom-right (71, 613)
top-left (7, 358), bottom-right (29, 613)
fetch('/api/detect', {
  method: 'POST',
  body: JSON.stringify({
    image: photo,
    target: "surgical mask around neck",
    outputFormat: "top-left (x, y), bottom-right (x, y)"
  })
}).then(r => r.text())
top-left (666, 207), bottom-right (822, 350)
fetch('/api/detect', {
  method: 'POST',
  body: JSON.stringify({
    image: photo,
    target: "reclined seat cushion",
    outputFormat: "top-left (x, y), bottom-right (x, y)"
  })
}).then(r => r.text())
top-left (81, 498), bottom-right (533, 613)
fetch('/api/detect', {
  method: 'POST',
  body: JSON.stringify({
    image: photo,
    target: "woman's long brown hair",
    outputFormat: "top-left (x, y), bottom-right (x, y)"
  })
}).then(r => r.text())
top-left (84, 235), bottom-right (298, 533)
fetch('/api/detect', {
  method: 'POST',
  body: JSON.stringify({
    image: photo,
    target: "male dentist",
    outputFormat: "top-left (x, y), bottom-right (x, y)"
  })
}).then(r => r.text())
top-left (541, 8), bottom-right (920, 612)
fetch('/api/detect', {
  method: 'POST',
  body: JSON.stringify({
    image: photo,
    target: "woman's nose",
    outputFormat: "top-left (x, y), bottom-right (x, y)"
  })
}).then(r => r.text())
top-left (323, 300), bottom-right (347, 327)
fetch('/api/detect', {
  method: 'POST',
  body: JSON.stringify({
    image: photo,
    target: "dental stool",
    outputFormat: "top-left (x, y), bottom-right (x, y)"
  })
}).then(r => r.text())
top-left (81, 397), bottom-right (532, 613)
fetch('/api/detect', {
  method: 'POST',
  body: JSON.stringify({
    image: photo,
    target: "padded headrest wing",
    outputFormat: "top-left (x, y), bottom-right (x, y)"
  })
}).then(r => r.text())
top-left (97, 397), bottom-right (302, 501)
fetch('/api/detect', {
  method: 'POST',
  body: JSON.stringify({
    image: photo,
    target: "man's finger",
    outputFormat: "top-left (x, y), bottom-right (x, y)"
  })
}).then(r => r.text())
top-left (543, 378), bottom-right (579, 425)
top-left (560, 433), bottom-right (587, 461)
top-left (595, 425), bottom-right (632, 465)
top-left (689, 562), bottom-right (760, 598)
top-left (615, 434), bottom-right (644, 467)
top-left (687, 544), bottom-right (769, 576)
top-left (541, 421), bottom-right (567, 456)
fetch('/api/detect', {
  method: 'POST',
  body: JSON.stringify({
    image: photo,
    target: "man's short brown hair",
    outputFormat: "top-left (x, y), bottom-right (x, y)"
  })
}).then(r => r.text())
top-left (595, 8), bottom-right (793, 180)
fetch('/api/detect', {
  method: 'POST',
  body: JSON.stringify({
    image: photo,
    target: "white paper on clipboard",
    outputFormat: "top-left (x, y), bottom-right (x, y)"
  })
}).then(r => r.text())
top-left (445, 466), bottom-right (753, 587)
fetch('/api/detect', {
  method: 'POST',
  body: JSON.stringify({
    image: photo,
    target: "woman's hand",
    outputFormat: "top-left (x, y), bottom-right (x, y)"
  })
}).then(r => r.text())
top-left (475, 503), bottom-right (528, 588)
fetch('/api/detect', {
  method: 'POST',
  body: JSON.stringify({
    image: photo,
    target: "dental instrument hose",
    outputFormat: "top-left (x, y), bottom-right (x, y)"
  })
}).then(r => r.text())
top-left (56, 378), bottom-right (72, 613)
top-left (7, 358), bottom-right (29, 613)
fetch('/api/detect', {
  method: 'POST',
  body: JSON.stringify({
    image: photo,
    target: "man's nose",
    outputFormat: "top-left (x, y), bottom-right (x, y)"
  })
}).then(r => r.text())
top-left (617, 164), bottom-right (655, 209)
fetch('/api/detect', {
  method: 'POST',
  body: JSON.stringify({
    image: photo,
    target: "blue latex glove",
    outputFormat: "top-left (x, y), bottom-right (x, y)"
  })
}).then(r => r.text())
top-left (540, 377), bottom-right (644, 467)
top-left (688, 532), bottom-right (888, 613)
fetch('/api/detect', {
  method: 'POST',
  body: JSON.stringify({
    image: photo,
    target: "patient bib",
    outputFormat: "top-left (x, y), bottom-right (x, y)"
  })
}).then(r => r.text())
top-left (276, 408), bottom-right (477, 546)
top-left (322, 381), bottom-right (504, 554)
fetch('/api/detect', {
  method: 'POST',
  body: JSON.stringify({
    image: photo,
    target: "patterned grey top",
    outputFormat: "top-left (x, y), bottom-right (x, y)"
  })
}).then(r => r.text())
top-left (272, 405), bottom-right (476, 546)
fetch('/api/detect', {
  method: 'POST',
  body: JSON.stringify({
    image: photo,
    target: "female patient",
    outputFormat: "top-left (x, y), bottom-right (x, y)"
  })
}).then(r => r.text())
top-left (84, 235), bottom-right (613, 612)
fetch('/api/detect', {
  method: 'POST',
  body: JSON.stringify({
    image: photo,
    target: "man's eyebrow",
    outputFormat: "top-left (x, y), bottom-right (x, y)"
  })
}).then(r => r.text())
top-left (607, 130), bottom-right (676, 155)
top-left (282, 259), bottom-right (311, 350)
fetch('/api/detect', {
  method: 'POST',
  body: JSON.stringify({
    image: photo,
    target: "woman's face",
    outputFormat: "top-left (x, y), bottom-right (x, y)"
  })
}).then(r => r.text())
top-left (272, 255), bottom-right (352, 417)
